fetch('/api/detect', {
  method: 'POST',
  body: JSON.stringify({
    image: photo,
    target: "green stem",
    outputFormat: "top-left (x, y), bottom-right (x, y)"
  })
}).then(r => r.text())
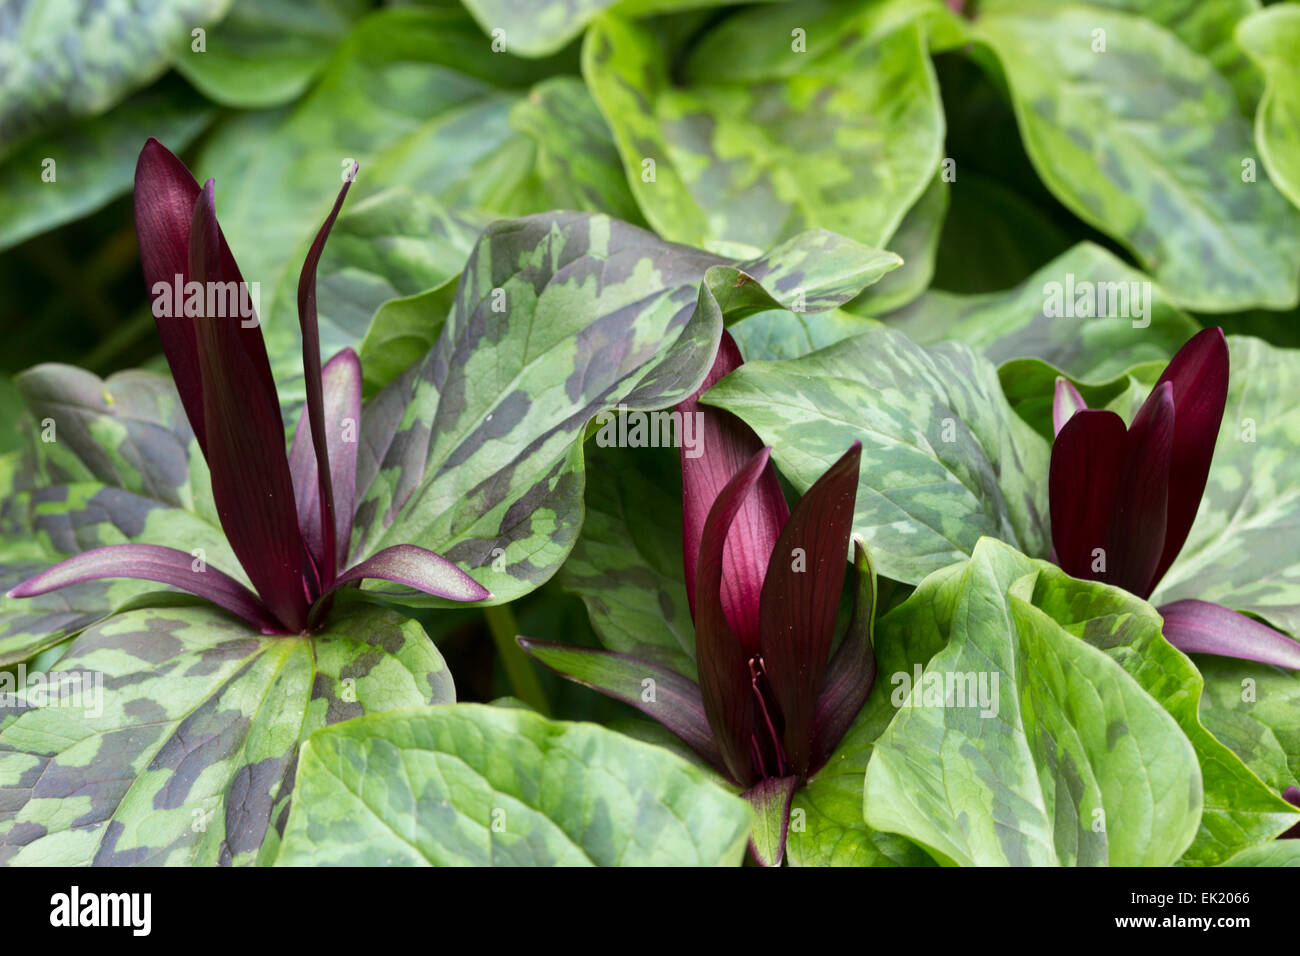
top-left (483, 604), bottom-right (550, 716)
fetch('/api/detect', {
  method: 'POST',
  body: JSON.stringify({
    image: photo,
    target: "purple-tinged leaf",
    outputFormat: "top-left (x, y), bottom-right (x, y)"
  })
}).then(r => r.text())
top-left (1113, 381), bottom-right (1174, 598)
top-left (290, 348), bottom-right (363, 579)
top-left (759, 442), bottom-right (861, 777)
top-left (1159, 599), bottom-right (1300, 670)
top-left (6, 544), bottom-right (280, 633)
top-left (743, 774), bottom-right (797, 867)
top-left (1050, 409), bottom-right (1126, 587)
top-left (329, 544), bottom-right (490, 604)
top-left (1283, 786), bottom-right (1300, 840)
top-left (295, 164), bottom-right (358, 579)
top-left (1053, 376), bottom-right (1087, 437)
top-left (678, 331), bottom-right (788, 654)
top-left (810, 538), bottom-right (877, 773)
top-left (517, 637), bottom-right (724, 772)
top-left (189, 181), bottom-right (309, 633)
top-left (695, 446), bottom-right (775, 787)
top-left (1150, 327), bottom-right (1229, 587)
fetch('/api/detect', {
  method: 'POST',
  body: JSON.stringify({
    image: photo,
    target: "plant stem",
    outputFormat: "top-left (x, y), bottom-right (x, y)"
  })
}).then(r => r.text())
top-left (483, 604), bottom-right (550, 716)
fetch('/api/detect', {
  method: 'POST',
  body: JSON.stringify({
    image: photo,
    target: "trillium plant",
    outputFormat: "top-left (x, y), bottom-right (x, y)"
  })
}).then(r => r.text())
top-left (523, 334), bottom-right (875, 866)
top-left (8, 0), bottom-right (1300, 875)
top-left (1050, 328), bottom-right (1300, 670)
top-left (7, 140), bottom-right (491, 633)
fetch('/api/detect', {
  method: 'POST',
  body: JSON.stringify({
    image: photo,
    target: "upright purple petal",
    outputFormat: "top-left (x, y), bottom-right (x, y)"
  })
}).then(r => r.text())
top-left (295, 164), bottom-right (358, 579)
top-left (189, 181), bottom-right (309, 633)
top-left (695, 446), bottom-right (775, 787)
top-left (810, 539), bottom-right (876, 773)
top-left (1053, 377), bottom-right (1087, 437)
top-left (7, 544), bottom-right (281, 633)
top-left (678, 331), bottom-right (788, 654)
top-left (329, 545), bottom-right (490, 604)
top-left (290, 349), bottom-right (363, 580)
top-left (1111, 381), bottom-right (1174, 598)
top-left (1149, 327), bottom-right (1229, 588)
top-left (1050, 409), bottom-right (1126, 583)
top-left (1159, 600), bottom-right (1300, 670)
top-left (1282, 787), bottom-right (1300, 840)
top-left (758, 442), bottom-right (861, 777)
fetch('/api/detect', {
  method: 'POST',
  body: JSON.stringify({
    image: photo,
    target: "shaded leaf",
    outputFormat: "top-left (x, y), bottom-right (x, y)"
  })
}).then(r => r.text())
top-left (274, 704), bottom-right (752, 865)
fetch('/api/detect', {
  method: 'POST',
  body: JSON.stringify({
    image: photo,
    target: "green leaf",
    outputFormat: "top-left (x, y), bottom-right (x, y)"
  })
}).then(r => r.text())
top-left (172, 0), bottom-right (369, 108)
top-left (0, 0), bottom-right (231, 160)
top-left (728, 307), bottom-right (881, 363)
top-left (973, 4), bottom-right (1300, 311)
top-left (0, 81), bottom-right (213, 253)
top-left (998, 357), bottom-right (1164, 441)
top-left (274, 704), bottom-right (752, 865)
top-left (863, 538), bottom-right (1203, 866)
top-left (1197, 656), bottom-right (1300, 797)
top-left (889, 243), bottom-right (1202, 382)
top-left (0, 367), bottom-right (241, 664)
top-left (1152, 337), bottom-right (1300, 635)
top-left (848, 176), bottom-right (948, 315)
top-left (981, 0), bottom-right (1264, 109)
top-left (704, 328), bottom-right (1051, 585)
top-left (583, 0), bottom-right (944, 256)
top-left (0, 600), bottom-right (453, 865)
top-left (194, 7), bottom-right (575, 326)
top-left (557, 443), bottom-right (694, 676)
top-left (1219, 842), bottom-right (1300, 867)
top-left (1238, 4), bottom-right (1300, 212)
top-left (346, 213), bottom-right (894, 607)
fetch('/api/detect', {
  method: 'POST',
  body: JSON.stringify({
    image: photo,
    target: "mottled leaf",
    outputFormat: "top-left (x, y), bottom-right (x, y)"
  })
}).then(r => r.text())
top-left (704, 327), bottom-right (1052, 584)
top-left (973, 5), bottom-right (1300, 311)
top-left (172, 0), bottom-right (368, 108)
top-left (0, 600), bottom-right (453, 865)
top-left (1238, 4), bottom-right (1300, 211)
top-left (0, 82), bottom-right (213, 253)
top-left (0, 0), bottom-right (231, 158)
top-left (890, 242), bottom-right (1202, 382)
top-left (346, 213), bottom-right (894, 606)
top-left (274, 704), bottom-right (751, 865)
top-left (583, 0), bottom-right (944, 256)
top-left (863, 538), bottom-right (1203, 866)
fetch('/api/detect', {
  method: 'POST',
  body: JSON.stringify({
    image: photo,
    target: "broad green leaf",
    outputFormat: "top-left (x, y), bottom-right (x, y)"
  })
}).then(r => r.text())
top-left (890, 243), bottom-right (1201, 382)
top-left (704, 328), bottom-right (1052, 584)
top-left (0, 367), bottom-right (240, 664)
top-left (1152, 337), bottom-right (1300, 635)
top-left (1238, 4), bottom-right (1300, 211)
top-left (583, 0), bottom-right (944, 256)
top-left (981, 0), bottom-right (1264, 109)
top-left (0, 82), bottom-right (213, 252)
top-left (1219, 842), bottom-right (1300, 866)
top-left (458, 0), bottom-right (775, 58)
top-left (728, 307), bottom-right (880, 363)
top-left (1197, 657), bottom-right (1300, 797)
top-left (0, 600), bottom-right (453, 865)
top-left (274, 704), bottom-right (752, 865)
top-left (973, 4), bottom-right (1300, 311)
top-left (172, 0), bottom-right (368, 108)
top-left (195, 7), bottom-right (575, 326)
top-left (0, 0), bottom-right (231, 159)
top-left (557, 443), bottom-right (694, 676)
top-left (346, 213), bottom-right (896, 606)
top-left (863, 538), bottom-right (1203, 866)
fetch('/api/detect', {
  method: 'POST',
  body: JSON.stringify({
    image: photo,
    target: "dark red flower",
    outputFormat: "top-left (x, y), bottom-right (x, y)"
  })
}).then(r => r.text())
top-left (1050, 327), bottom-right (1300, 669)
top-left (8, 139), bottom-right (490, 633)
